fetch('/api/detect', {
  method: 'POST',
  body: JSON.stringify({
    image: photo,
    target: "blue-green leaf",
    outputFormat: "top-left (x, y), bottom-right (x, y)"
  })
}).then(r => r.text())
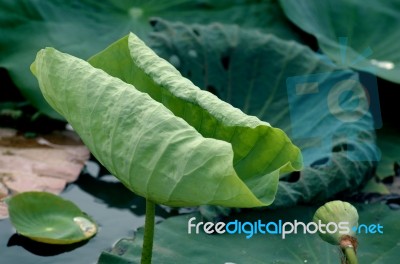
top-left (0, 0), bottom-right (298, 118)
top-left (98, 204), bottom-right (399, 263)
top-left (279, 0), bottom-right (400, 83)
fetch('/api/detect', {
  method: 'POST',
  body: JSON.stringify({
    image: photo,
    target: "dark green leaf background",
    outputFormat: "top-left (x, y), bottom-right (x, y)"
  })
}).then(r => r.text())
top-left (2, 0), bottom-right (400, 261)
top-left (0, 0), bottom-right (298, 119)
top-left (98, 204), bottom-right (399, 263)
top-left (1, 0), bottom-right (386, 206)
top-left (279, 0), bottom-right (400, 83)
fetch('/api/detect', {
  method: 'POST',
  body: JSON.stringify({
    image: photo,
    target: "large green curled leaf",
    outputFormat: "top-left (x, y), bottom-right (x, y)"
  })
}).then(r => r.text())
top-left (31, 33), bottom-right (302, 207)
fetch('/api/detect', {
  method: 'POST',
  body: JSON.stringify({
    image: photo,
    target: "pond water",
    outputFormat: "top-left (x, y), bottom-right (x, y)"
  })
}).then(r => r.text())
top-left (0, 163), bottom-right (170, 264)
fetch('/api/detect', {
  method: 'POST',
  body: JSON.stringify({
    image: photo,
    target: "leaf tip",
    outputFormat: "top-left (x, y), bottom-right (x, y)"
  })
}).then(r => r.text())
top-left (30, 48), bottom-right (54, 76)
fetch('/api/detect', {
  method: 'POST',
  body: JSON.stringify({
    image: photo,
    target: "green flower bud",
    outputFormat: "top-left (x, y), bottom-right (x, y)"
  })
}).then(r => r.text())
top-left (313, 200), bottom-right (358, 245)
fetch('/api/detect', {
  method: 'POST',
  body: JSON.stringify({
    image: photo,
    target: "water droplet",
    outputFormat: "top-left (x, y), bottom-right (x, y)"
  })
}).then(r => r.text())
top-left (74, 216), bottom-right (97, 237)
top-left (188, 50), bottom-right (197, 58)
top-left (65, 123), bottom-right (74, 131)
top-left (370, 59), bottom-right (394, 70)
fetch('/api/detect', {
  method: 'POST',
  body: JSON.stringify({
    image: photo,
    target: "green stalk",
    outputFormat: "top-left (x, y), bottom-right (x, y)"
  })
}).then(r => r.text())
top-left (342, 246), bottom-right (358, 264)
top-left (339, 235), bottom-right (358, 264)
top-left (141, 199), bottom-right (156, 264)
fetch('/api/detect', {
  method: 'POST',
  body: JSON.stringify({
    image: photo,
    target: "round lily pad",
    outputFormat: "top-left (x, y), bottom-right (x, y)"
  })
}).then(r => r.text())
top-left (7, 191), bottom-right (97, 244)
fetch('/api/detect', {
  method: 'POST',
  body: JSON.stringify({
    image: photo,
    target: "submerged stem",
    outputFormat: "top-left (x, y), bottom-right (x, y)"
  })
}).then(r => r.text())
top-left (141, 199), bottom-right (156, 264)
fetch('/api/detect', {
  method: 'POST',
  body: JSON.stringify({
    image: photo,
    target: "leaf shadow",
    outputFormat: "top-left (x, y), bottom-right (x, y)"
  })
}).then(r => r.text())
top-left (7, 234), bottom-right (88, 256)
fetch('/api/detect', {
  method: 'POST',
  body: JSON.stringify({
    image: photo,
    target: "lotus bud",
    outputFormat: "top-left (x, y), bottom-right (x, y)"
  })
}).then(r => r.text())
top-left (313, 200), bottom-right (358, 246)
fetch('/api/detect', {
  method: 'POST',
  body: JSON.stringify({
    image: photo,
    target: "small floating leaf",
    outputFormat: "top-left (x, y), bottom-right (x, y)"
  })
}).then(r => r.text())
top-left (7, 192), bottom-right (97, 244)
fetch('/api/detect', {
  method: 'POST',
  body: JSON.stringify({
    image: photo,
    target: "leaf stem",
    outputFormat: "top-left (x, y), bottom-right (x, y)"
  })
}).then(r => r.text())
top-left (340, 236), bottom-right (358, 264)
top-left (141, 199), bottom-right (156, 264)
top-left (342, 246), bottom-right (358, 264)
